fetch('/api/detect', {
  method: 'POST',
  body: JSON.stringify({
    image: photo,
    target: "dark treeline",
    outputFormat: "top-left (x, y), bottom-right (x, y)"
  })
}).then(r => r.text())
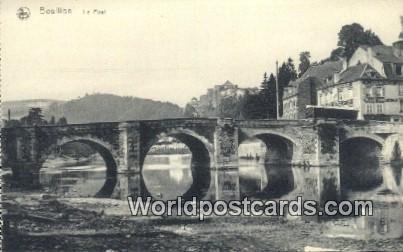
top-left (4, 107), bottom-right (67, 128)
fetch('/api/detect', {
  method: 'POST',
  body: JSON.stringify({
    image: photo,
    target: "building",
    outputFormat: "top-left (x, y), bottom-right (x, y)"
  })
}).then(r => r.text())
top-left (283, 17), bottom-right (403, 122)
top-left (317, 17), bottom-right (403, 121)
top-left (282, 60), bottom-right (343, 119)
top-left (192, 80), bottom-right (258, 117)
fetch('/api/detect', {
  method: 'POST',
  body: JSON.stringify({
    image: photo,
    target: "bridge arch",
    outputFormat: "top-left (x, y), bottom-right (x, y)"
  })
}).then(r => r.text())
top-left (340, 136), bottom-right (384, 196)
top-left (238, 130), bottom-right (300, 164)
top-left (141, 128), bottom-right (214, 200)
top-left (40, 136), bottom-right (118, 198)
top-left (340, 133), bottom-right (385, 146)
top-left (238, 130), bottom-right (298, 198)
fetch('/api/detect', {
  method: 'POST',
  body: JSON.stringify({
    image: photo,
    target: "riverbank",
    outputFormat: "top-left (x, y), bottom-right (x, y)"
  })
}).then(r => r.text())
top-left (3, 192), bottom-right (403, 251)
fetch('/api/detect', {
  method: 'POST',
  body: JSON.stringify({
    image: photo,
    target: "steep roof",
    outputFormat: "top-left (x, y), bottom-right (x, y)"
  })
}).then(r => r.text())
top-left (288, 60), bottom-right (343, 88)
top-left (301, 60), bottom-right (343, 81)
top-left (222, 80), bottom-right (234, 86)
top-left (314, 63), bottom-right (390, 90)
top-left (367, 45), bottom-right (403, 63)
top-left (337, 63), bottom-right (384, 83)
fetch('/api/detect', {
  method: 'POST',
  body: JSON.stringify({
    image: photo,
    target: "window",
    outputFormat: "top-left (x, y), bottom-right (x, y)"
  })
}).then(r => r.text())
top-left (399, 84), bottom-right (403, 96)
top-left (376, 104), bottom-right (383, 114)
top-left (337, 88), bottom-right (343, 101)
top-left (366, 86), bottom-right (373, 97)
top-left (400, 100), bottom-right (403, 113)
top-left (366, 103), bottom-right (373, 113)
top-left (376, 87), bottom-right (385, 97)
top-left (396, 64), bottom-right (402, 76)
top-left (370, 71), bottom-right (378, 78)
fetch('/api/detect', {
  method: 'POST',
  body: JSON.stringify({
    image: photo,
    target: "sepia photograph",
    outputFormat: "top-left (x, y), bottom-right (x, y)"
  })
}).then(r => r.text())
top-left (1, 0), bottom-right (403, 251)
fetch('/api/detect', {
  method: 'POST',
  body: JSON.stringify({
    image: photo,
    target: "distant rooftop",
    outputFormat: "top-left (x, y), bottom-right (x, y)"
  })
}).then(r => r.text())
top-left (338, 63), bottom-right (383, 84)
top-left (301, 60), bottom-right (343, 81)
top-left (222, 80), bottom-right (234, 86)
top-left (288, 60), bottom-right (343, 88)
top-left (362, 45), bottom-right (403, 63)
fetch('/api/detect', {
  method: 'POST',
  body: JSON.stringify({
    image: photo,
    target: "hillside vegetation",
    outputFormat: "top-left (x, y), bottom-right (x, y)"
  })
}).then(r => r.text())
top-left (45, 94), bottom-right (184, 123)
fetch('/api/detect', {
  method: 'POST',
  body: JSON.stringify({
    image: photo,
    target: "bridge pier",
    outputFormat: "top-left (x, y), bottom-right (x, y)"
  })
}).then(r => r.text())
top-left (210, 119), bottom-right (240, 201)
top-left (5, 127), bottom-right (43, 189)
top-left (113, 122), bottom-right (143, 199)
top-left (9, 162), bottom-right (42, 189)
top-left (316, 123), bottom-right (341, 204)
top-left (290, 122), bottom-right (341, 206)
top-left (114, 120), bottom-right (242, 201)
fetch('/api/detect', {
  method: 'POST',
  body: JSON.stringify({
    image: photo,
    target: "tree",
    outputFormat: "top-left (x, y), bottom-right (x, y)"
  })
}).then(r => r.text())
top-left (20, 107), bottom-right (47, 126)
top-left (278, 58), bottom-right (297, 88)
top-left (337, 23), bottom-right (383, 59)
top-left (240, 92), bottom-right (266, 119)
top-left (277, 58), bottom-right (297, 116)
top-left (298, 51), bottom-right (311, 77)
top-left (259, 73), bottom-right (277, 118)
top-left (218, 96), bottom-right (241, 118)
top-left (57, 117), bottom-right (68, 125)
top-left (184, 103), bottom-right (197, 117)
top-left (329, 47), bottom-right (345, 61)
top-left (239, 73), bottom-right (276, 120)
top-left (49, 116), bottom-right (56, 125)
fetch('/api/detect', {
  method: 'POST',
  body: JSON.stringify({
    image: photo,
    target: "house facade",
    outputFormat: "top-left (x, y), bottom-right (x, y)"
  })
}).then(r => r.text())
top-left (283, 17), bottom-right (403, 121)
top-left (317, 39), bottom-right (403, 121)
top-left (282, 60), bottom-right (343, 119)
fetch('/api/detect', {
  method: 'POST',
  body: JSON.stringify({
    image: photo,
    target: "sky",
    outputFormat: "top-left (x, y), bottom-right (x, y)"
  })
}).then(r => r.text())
top-left (2, 0), bottom-right (403, 106)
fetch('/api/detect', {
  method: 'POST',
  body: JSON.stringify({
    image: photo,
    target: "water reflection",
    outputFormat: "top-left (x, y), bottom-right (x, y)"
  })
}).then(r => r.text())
top-left (142, 154), bottom-right (193, 200)
top-left (239, 160), bottom-right (294, 199)
top-left (40, 164), bottom-right (107, 197)
top-left (38, 139), bottom-right (403, 239)
top-left (325, 162), bottom-right (403, 240)
top-left (360, 201), bottom-right (403, 239)
top-left (323, 200), bottom-right (403, 239)
top-left (238, 157), bottom-right (403, 239)
top-left (343, 163), bottom-right (403, 199)
top-left (340, 137), bottom-right (383, 193)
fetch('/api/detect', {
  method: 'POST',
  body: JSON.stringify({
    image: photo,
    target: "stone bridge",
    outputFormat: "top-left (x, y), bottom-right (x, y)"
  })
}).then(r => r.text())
top-left (2, 118), bottom-right (402, 203)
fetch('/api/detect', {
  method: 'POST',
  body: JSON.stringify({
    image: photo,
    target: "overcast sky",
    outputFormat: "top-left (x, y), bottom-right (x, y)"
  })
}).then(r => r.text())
top-left (2, 0), bottom-right (403, 106)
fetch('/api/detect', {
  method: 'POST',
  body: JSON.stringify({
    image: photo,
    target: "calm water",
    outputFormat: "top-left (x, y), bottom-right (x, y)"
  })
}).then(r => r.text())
top-left (142, 154), bottom-right (193, 200)
top-left (40, 164), bottom-right (107, 197)
top-left (39, 154), bottom-right (403, 239)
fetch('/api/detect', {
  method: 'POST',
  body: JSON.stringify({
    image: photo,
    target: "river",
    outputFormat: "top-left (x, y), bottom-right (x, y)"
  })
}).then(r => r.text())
top-left (38, 153), bottom-right (403, 240)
